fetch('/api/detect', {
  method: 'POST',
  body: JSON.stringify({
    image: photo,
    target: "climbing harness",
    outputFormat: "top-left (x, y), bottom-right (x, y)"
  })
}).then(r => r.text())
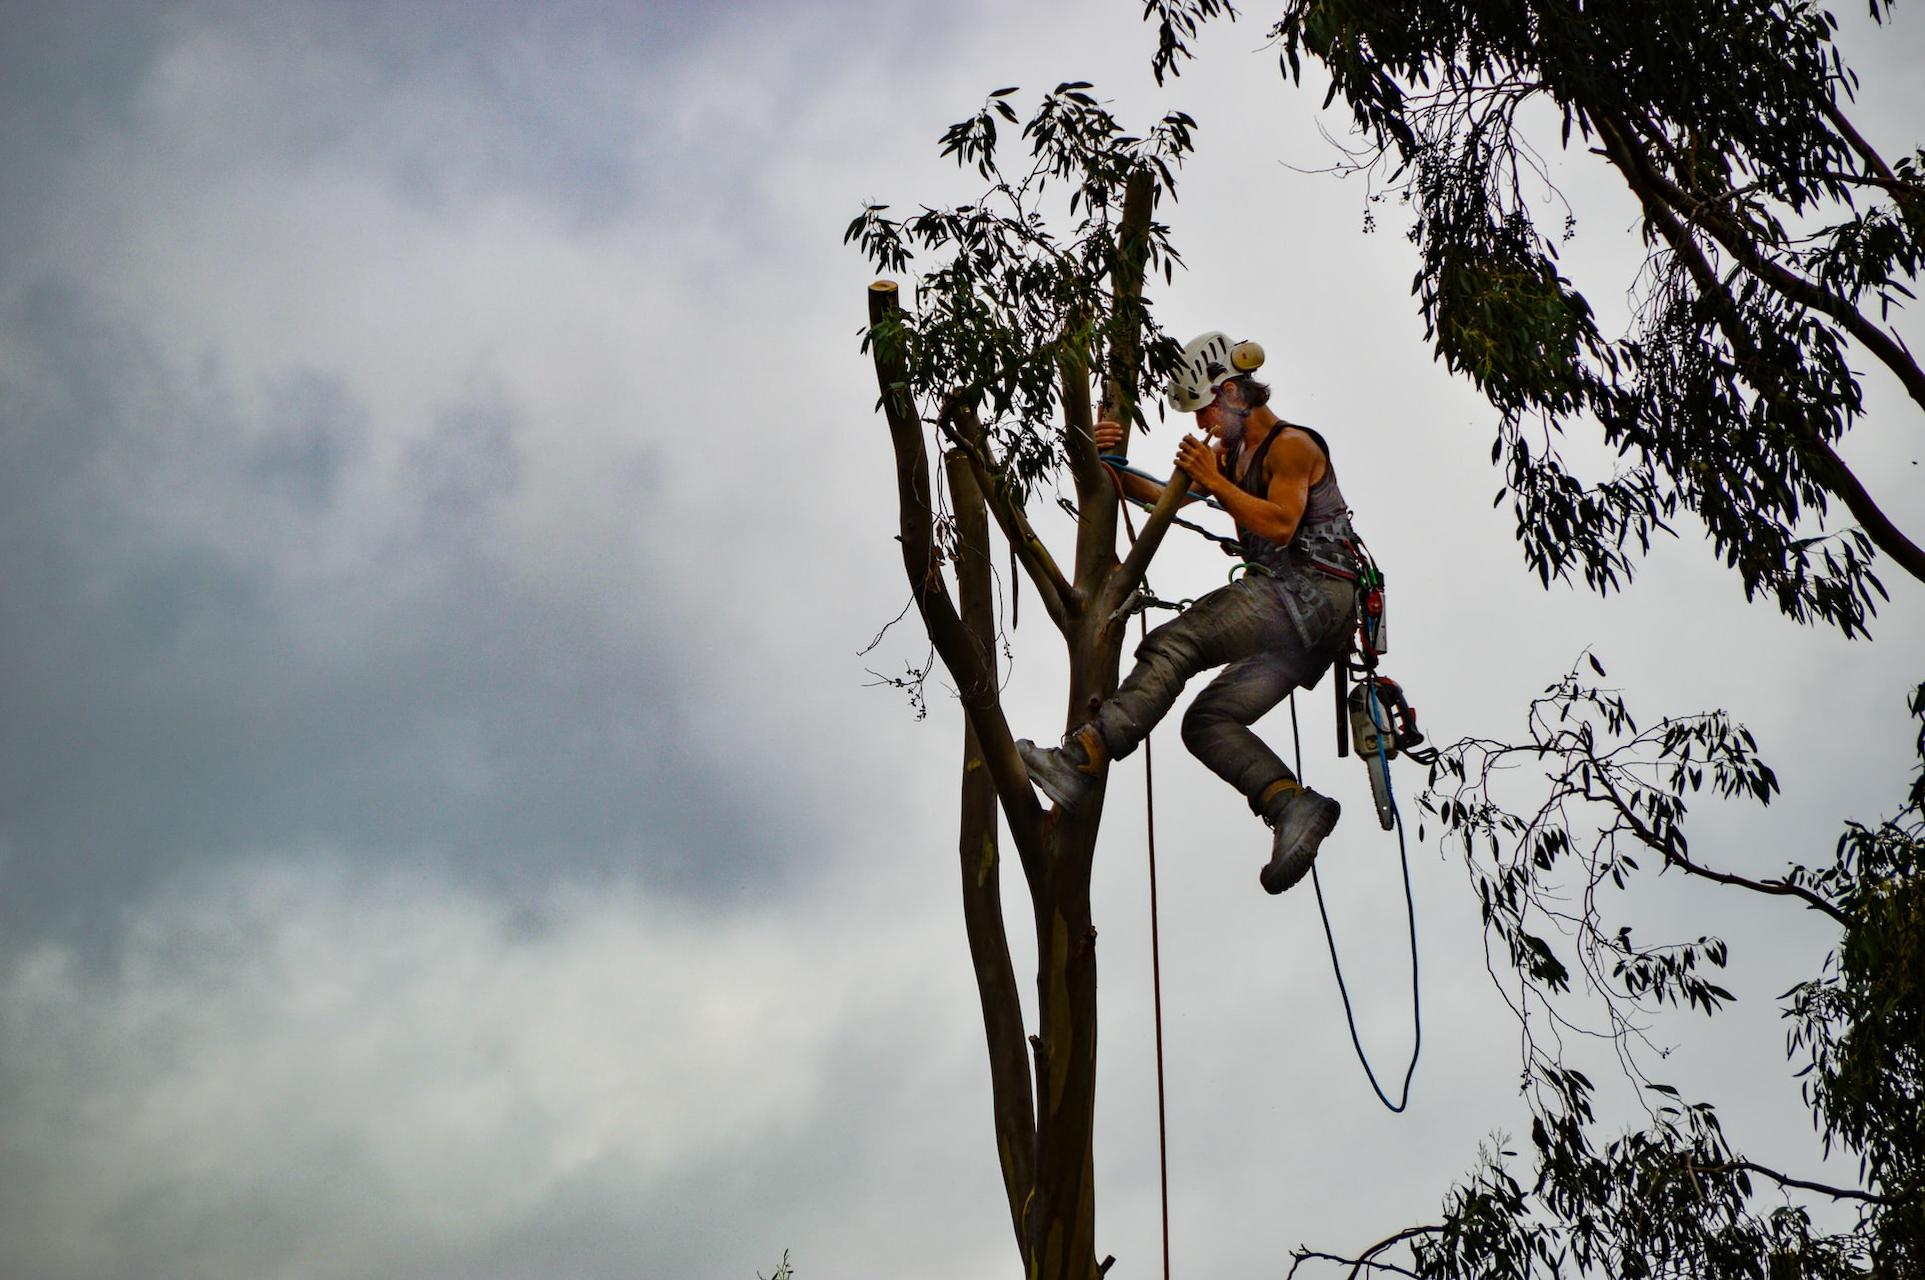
top-left (1337, 544), bottom-right (1437, 827)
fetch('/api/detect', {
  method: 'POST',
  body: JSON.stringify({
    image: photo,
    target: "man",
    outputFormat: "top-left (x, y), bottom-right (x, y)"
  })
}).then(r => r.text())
top-left (1017, 332), bottom-right (1361, 893)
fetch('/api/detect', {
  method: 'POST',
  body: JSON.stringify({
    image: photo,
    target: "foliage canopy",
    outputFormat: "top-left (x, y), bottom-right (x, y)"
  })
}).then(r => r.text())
top-left (1158, 0), bottom-right (1925, 635)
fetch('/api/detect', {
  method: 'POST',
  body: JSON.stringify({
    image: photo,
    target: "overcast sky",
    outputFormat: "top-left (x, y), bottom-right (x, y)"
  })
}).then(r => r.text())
top-left (2, 3), bottom-right (1921, 1278)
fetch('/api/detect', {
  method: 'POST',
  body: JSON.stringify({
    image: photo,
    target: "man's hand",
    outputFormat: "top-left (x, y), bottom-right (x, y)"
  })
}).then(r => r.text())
top-left (1174, 434), bottom-right (1222, 494)
top-left (1094, 419), bottom-right (1125, 453)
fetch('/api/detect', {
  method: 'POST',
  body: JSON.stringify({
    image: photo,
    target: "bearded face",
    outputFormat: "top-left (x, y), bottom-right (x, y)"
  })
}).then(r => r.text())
top-left (1199, 379), bottom-right (1252, 451)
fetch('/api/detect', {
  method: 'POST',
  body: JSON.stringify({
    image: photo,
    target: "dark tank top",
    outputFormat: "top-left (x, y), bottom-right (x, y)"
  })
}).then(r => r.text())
top-left (1232, 423), bottom-right (1358, 579)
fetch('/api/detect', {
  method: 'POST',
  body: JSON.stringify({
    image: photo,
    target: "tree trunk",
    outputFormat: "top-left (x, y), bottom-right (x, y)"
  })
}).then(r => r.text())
top-left (863, 169), bottom-right (1164, 1278)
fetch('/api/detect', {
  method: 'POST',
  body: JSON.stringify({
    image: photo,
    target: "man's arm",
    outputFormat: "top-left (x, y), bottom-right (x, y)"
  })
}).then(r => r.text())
top-left (1096, 420), bottom-right (1205, 507)
top-left (1108, 466), bottom-right (1168, 506)
top-left (1176, 428), bottom-right (1320, 546)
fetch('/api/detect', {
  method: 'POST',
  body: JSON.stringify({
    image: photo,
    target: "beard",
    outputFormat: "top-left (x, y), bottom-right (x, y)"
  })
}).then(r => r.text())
top-left (1214, 408), bottom-right (1251, 453)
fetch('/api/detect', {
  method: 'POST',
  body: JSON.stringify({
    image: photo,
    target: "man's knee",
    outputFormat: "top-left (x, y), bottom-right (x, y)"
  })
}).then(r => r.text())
top-left (1180, 694), bottom-right (1231, 755)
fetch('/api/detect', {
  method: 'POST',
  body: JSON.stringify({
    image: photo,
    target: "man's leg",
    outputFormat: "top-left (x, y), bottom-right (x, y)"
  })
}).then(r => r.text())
top-left (1094, 578), bottom-right (1283, 758)
top-left (1179, 578), bottom-right (1354, 893)
top-left (1019, 579), bottom-right (1276, 811)
top-left (1179, 650), bottom-right (1307, 804)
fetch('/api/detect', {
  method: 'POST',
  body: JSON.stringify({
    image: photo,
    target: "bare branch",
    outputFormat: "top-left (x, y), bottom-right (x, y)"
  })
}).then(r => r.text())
top-left (948, 451), bottom-right (1040, 1245)
top-left (871, 281), bottom-right (1045, 853)
top-left (1104, 472), bottom-right (1193, 619)
top-left (1286, 1225), bottom-right (1441, 1280)
top-left (1698, 1159), bottom-right (1898, 1206)
top-left (1286, 1252), bottom-right (1419, 1280)
top-left (1603, 111), bottom-right (1925, 417)
top-left (1820, 96), bottom-right (1903, 189)
top-left (948, 403), bottom-right (1076, 632)
top-left (1576, 737), bottom-right (1853, 928)
top-left (1806, 436), bottom-right (1925, 589)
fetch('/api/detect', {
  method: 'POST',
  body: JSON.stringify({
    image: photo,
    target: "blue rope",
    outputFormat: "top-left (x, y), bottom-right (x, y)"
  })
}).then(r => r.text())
top-left (1291, 686), bottom-right (1423, 1113)
top-left (1097, 455), bottom-right (1228, 512)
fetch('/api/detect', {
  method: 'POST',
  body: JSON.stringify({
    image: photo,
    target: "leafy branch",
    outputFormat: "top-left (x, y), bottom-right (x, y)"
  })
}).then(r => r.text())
top-left (1292, 667), bottom-right (1923, 1277)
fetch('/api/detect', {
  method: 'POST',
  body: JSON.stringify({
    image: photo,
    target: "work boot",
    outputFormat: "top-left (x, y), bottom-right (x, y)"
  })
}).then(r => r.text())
top-left (1016, 725), bottom-right (1106, 812)
top-left (1260, 787), bottom-right (1342, 894)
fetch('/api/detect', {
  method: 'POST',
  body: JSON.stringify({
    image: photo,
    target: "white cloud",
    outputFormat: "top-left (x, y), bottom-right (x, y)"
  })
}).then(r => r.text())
top-left (0, 857), bottom-right (863, 1279)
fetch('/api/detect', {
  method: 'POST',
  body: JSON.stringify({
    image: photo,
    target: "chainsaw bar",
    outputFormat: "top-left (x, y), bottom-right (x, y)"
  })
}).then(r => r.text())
top-left (1365, 750), bottom-right (1396, 831)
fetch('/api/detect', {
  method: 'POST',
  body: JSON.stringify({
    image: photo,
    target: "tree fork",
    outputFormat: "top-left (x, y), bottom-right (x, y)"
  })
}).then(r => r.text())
top-left (949, 402), bottom-right (1077, 631)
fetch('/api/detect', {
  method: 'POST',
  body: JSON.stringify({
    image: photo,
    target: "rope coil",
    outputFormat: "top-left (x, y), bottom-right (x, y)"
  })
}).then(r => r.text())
top-left (1295, 690), bottom-right (1423, 1113)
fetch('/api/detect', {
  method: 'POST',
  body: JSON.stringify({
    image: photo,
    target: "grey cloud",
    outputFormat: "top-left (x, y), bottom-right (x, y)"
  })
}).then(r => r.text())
top-left (408, 382), bottom-right (519, 528)
top-left (0, 0), bottom-right (713, 245)
top-left (0, 2), bottom-right (175, 195)
top-left (188, 0), bottom-right (965, 237)
top-left (0, 278), bottom-right (796, 953)
top-left (247, 370), bottom-right (366, 512)
top-left (0, 860), bottom-right (1007, 1280)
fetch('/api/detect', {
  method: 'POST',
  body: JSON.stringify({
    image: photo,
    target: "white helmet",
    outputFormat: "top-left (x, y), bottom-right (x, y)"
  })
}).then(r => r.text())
top-left (1167, 331), bottom-right (1267, 413)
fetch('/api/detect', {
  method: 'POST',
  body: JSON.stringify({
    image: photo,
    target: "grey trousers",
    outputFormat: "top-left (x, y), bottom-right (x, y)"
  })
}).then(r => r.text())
top-left (1092, 570), bottom-right (1355, 813)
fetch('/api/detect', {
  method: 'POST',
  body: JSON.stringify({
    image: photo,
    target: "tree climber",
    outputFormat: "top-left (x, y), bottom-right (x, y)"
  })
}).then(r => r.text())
top-left (1018, 332), bottom-right (1363, 893)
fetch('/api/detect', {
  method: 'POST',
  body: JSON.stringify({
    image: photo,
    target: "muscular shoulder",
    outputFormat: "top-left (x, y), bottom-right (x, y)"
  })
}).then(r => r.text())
top-left (1263, 426), bottom-right (1328, 486)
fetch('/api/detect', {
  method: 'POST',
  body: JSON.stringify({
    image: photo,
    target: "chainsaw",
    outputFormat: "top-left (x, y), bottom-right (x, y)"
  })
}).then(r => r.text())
top-left (1332, 553), bottom-right (1427, 830)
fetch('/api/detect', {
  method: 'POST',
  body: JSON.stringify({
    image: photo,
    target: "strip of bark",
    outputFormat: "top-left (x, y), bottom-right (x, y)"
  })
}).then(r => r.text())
top-left (1026, 883), bottom-right (1103, 1280)
top-left (1102, 170), bottom-right (1156, 451)
top-left (1062, 351), bottom-right (1119, 594)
